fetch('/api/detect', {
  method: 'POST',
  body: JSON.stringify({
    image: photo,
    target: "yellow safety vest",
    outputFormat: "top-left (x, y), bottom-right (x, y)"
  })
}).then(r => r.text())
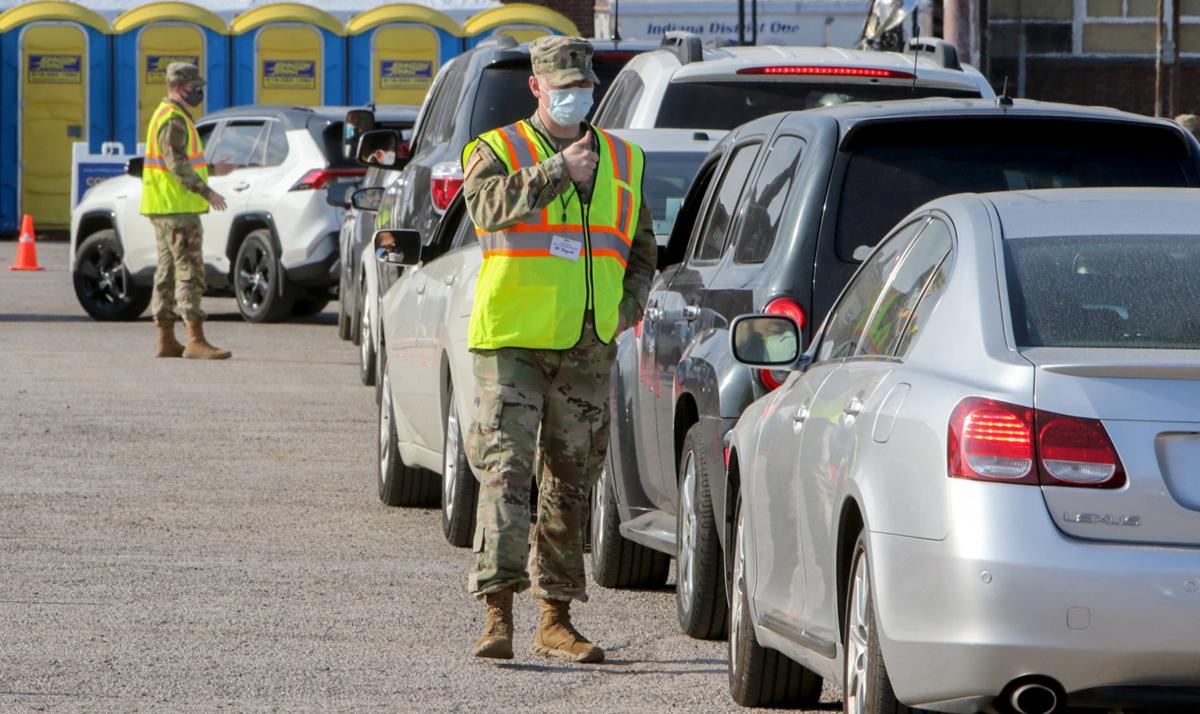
top-left (463, 121), bottom-right (645, 350)
top-left (141, 100), bottom-right (209, 215)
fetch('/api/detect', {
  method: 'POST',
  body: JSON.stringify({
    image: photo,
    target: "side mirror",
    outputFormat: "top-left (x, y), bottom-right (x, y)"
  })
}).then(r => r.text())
top-left (730, 314), bottom-right (804, 368)
top-left (357, 129), bottom-right (412, 170)
top-left (325, 181), bottom-right (357, 208)
top-left (374, 228), bottom-right (421, 267)
top-left (126, 156), bottom-right (144, 178)
top-left (352, 186), bottom-right (385, 212)
top-left (343, 109), bottom-right (376, 159)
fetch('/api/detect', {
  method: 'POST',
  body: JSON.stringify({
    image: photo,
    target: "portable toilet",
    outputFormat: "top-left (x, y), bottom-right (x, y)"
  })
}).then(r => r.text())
top-left (230, 4), bottom-right (346, 107)
top-left (0, 1), bottom-right (111, 232)
top-left (463, 4), bottom-right (578, 49)
top-left (347, 4), bottom-right (461, 107)
top-left (112, 3), bottom-right (229, 154)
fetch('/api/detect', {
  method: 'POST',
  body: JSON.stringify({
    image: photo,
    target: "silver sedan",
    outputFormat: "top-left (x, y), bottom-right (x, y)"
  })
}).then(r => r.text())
top-left (724, 187), bottom-right (1200, 714)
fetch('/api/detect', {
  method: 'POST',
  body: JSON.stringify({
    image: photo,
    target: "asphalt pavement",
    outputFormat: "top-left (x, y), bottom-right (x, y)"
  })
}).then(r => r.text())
top-left (0, 240), bottom-right (840, 713)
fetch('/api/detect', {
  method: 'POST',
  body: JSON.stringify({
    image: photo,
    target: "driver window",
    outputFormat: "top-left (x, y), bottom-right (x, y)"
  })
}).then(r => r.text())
top-left (452, 209), bottom-right (477, 249)
top-left (692, 142), bottom-right (761, 263)
top-left (816, 217), bottom-right (928, 362)
top-left (208, 121), bottom-right (267, 168)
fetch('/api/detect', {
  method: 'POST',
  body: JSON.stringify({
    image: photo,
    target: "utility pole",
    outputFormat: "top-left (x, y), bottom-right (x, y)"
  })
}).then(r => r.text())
top-left (738, 0), bottom-right (746, 45)
top-left (1170, 0), bottom-right (1182, 116)
top-left (1156, 0), bottom-right (1165, 116)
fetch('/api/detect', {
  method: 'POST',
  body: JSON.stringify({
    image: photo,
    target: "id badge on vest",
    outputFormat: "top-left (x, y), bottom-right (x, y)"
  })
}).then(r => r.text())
top-left (549, 235), bottom-right (583, 261)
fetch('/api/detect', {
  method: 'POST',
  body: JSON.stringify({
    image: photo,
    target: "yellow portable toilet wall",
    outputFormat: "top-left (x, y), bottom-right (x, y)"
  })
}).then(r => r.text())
top-left (347, 5), bottom-right (461, 107)
top-left (0, 2), bottom-right (112, 232)
top-left (113, 3), bottom-right (230, 156)
top-left (231, 4), bottom-right (346, 107)
top-left (463, 3), bottom-right (578, 48)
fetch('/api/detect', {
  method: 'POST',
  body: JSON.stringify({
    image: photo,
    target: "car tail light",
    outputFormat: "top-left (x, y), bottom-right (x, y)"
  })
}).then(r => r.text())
top-left (431, 161), bottom-right (464, 212)
top-left (737, 66), bottom-right (915, 79)
top-left (948, 398), bottom-right (1126, 489)
top-left (633, 319), bottom-right (643, 338)
top-left (1036, 412), bottom-right (1126, 488)
top-left (757, 297), bottom-right (807, 391)
top-left (291, 168), bottom-right (365, 191)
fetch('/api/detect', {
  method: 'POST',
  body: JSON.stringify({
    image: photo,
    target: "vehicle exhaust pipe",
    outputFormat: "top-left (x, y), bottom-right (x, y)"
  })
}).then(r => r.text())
top-left (1010, 683), bottom-right (1059, 714)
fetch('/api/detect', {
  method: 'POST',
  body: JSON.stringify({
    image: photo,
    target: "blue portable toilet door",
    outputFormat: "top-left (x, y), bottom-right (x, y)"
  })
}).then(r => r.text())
top-left (137, 24), bottom-right (207, 138)
top-left (255, 23), bottom-right (323, 106)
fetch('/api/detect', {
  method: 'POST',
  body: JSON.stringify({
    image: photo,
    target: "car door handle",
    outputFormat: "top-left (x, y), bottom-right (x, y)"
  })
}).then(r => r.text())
top-left (232, 182), bottom-right (251, 192)
top-left (416, 282), bottom-right (426, 295)
top-left (793, 404), bottom-right (810, 425)
top-left (683, 304), bottom-right (700, 321)
top-left (443, 274), bottom-right (457, 286)
top-left (844, 398), bottom-right (864, 417)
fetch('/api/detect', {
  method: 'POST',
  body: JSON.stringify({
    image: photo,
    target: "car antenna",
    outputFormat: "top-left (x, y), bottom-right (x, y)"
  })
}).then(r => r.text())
top-left (997, 77), bottom-right (1014, 107)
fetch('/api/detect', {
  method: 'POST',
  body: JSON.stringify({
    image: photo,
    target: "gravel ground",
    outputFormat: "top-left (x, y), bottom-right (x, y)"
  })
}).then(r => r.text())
top-left (0, 241), bottom-right (840, 713)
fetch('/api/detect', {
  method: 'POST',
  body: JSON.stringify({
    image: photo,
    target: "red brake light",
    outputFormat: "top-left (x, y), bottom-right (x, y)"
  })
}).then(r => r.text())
top-left (949, 398), bottom-right (1126, 489)
top-left (291, 168), bottom-right (365, 191)
top-left (431, 161), bottom-right (464, 212)
top-left (757, 297), bottom-right (807, 391)
top-left (737, 66), bottom-right (915, 79)
top-left (1036, 413), bottom-right (1126, 488)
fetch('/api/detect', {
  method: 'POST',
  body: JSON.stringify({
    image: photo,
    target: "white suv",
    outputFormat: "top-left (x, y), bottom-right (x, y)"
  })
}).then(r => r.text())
top-left (593, 33), bottom-right (994, 130)
top-left (70, 105), bottom-right (365, 323)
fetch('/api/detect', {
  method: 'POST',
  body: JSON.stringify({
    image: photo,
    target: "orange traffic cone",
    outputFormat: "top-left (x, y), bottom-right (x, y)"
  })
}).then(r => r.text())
top-left (9, 215), bottom-right (44, 271)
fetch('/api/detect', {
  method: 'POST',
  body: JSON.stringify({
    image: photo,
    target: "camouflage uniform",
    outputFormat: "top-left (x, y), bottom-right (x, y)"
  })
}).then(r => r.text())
top-left (464, 41), bottom-right (658, 603)
top-left (149, 67), bottom-right (215, 324)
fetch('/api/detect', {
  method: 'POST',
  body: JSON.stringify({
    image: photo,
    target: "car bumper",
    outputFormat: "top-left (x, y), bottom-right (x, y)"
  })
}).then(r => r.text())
top-left (284, 232), bottom-right (339, 288)
top-left (870, 481), bottom-right (1200, 713)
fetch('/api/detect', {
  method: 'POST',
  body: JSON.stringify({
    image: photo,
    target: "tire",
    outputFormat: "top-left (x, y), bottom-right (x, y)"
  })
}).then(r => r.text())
top-left (843, 533), bottom-right (919, 714)
top-left (234, 229), bottom-right (293, 323)
top-left (728, 497), bottom-right (823, 708)
top-left (589, 447), bottom-right (670, 588)
top-left (441, 385), bottom-right (479, 547)
top-left (336, 285), bottom-right (352, 340)
top-left (73, 230), bottom-right (152, 321)
top-left (351, 271), bottom-right (366, 346)
top-left (677, 422), bottom-right (729, 640)
top-left (377, 356), bottom-right (440, 508)
top-left (291, 291), bottom-right (331, 317)
top-left (358, 294), bottom-right (376, 386)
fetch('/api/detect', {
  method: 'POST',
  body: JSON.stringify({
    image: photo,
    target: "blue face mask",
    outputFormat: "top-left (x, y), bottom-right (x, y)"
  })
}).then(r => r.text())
top-left (545, 87), bottom-right (593, 127)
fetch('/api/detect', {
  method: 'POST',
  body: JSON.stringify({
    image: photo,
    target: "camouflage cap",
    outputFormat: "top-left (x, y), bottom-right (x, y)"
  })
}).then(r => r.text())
top-left (166, 62), bottom-right (206, 87)
top-left (529, 36), bottom-right (599, 87)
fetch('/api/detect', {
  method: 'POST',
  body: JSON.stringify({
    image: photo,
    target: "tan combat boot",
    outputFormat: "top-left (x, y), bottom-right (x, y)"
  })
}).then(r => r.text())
top-left (182, 321), bottom-right (232, 360)
top-left (155, 319), bottom-right (185, 358)
top-left (474, 589), bottom-right (514, 659)
top-left (531, 599), bottom-right (604, 663)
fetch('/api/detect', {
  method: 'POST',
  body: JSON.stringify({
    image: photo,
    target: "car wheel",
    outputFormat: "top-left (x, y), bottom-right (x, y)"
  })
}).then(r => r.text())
top-left (358, 297), bottom-right (375, 386)
top-left (291, 291), bottom-right (331, 317)
top-left (844, 533), bottom-right (918, 714)
top-left (441, 385), bottom-right (479, 547)
top-left (728, 497), bottom-right (823, 708)
top-left (336, 282), bottom-right (352, 340)
top-left (377, 356), bottom-right (440, 507)
top-left (589, 447), bottom-right (670, 588)
top-left (677, 422), bottom-right (729, 640)
top-left (234, 229), bottom-right (293, 323)
top-left (351, 271), bottom-right (366, 346)
top-left (73, 230), bottom-right (151, 321)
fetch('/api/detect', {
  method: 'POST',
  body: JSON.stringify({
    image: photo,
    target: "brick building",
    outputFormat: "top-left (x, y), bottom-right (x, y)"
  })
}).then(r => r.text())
top-left (505, 0), bottom-right (595, 37)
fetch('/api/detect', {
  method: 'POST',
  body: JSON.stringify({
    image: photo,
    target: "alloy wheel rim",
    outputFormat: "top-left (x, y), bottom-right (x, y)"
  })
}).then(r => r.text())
top-left (379, 373), bottom-right (392, 483)
top-left (80, 244), bottom-right (130, 306)
top-left (678, 450), bottom-right (699, 613)
top-left (730, 506), bottom-right (746, 675)
top-left (237, 244), bottom-right (269, 312)
top-left (845, 552), bottom-right (870, 714)
top-left (443, 399), bottom-right (459, 523)
top-left (593, 465), bottom-right (609, 560)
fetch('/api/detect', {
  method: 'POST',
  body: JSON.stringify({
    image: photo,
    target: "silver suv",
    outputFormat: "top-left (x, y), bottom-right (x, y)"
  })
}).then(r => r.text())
top-left (593, 33), bottom-right (994, 130)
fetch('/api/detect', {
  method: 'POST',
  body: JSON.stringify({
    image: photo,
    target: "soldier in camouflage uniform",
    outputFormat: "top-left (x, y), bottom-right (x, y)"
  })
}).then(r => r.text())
top-left (142, 63), bottom-right (233, 360)
top-left (463, 36), bottom-right (658, 663)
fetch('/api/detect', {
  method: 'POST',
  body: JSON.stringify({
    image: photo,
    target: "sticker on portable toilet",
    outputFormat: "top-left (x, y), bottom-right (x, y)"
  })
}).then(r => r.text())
top-left (146, 55), bottom-right (201, 83)
top-left (262, 60), bottom-right (316, 89)
top-left (379, 60), bottom-right (433, 90)
top-left (28, 55), bottom-right (83, 84)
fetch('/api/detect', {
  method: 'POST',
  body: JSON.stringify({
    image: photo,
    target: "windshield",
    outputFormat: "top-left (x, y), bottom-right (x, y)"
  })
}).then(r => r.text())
top-left (469, 56), bottom-right (633, 137)
top-left (655, 81), bottom-right (980, 130)
top-left (1005, 235), bottom-right (1200, 349)
top-left (836, 120), bottom-right (1194, 261)
top-left (642, 150), bottom-right (706, 240)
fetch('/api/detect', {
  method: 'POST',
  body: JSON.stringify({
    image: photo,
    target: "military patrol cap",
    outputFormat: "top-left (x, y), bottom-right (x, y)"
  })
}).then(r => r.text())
top-left (529, 36), bottom-right (599, 87)
top-left (166, 62), bottom-right (206, 87)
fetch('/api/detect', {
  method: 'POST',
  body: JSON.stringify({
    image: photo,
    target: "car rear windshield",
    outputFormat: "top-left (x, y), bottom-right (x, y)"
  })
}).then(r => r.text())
top-left (655, 81), bottom-right (980, 130)
top-left (469, 55), bottom-right (633, 137)
top-left (1005, 235), bottom-right (1200, 349)
top-left (836, 119), bottom-right (1195, 261)
top-left (643, 150), bottom-right (707, 240)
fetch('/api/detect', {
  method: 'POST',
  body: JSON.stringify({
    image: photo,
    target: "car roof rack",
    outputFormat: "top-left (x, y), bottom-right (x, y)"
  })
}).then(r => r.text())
top-left (905, 36), bottom-right (961, 70)
top-left (660, 31), bottom-right (704, 64)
